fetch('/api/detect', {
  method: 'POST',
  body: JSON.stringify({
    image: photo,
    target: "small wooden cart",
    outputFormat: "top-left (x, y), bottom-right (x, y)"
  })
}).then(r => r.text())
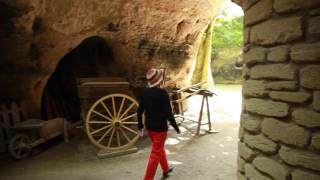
top-left (0, 102), bottom-right (69, 159)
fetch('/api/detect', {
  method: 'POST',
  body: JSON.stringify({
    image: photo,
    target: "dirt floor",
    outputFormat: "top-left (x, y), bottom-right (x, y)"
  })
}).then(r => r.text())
top-left (0, 85), bottom-right (242, 180)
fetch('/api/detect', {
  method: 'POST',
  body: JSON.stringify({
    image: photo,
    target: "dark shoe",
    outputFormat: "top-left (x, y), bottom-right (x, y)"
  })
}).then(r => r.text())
top-left (162, 167), bottom-right (174, 179)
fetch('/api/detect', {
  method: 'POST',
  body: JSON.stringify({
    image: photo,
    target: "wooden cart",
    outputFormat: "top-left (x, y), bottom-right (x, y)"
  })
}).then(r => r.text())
top-left (77, 77), bottom-right (140, 152)
top-left (78, 77), bottom-right (217, 154)
top-left (0, 102), bottom-right (69, 159)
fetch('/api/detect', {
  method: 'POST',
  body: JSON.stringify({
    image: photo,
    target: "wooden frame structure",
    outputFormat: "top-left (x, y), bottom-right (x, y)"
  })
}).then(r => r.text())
top-left (169, 82), bottom-right (218, 135)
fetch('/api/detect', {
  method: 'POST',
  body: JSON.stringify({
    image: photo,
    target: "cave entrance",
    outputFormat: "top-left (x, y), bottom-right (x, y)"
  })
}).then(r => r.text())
top-left (208, 1), bottom-right (243, 123)
top-left (41, 36), bottom-right (118, 122)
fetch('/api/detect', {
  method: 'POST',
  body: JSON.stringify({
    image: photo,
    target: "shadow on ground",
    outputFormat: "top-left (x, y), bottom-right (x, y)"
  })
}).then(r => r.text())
top-left (0, 84), bottom-right (242, 180)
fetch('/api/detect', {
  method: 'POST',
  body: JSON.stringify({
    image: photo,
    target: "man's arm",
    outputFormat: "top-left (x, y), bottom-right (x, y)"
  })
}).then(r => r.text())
top-left (137, 94), bottom-right (144, 130)
top-left (163, 90), bottom-right (180, 133)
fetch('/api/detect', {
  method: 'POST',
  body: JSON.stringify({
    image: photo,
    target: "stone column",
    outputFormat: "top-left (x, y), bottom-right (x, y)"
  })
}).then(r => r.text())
top-left (237, 0), bottom-right (320, 179)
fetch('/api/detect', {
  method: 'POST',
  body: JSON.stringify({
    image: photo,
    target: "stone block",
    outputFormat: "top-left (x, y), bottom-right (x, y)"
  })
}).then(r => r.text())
top-left (279, 146), bottom-right (320, 171)
top-left (291, 43), bottom-right (320, 62)
top-left (250, 64), bottom-right (297, 80)
top-left (243, 80), bottom-right (267, 98)
top-left (267, 45), bottom-right (288, 62)
top-left (269, 91), bottom-right (311, 103)
top-left (238, 172), bottom-right (248, 180)
top-left (243, 0), bottom-right (260, 10)
top-left (253, 156), bottom-right (290, 180)
top-left (292, 109), bottom-right (320, 127)
top-left (309, 16), bottom-right (320, 37)
top-left (243, 47), bottom-right (267, 65)
top-left (251, 16), bottom-right (302, 45)
top-left (244, 164), bottom-right (273, 180)
top-left (244, 28), bottom-right (250, 44)
top-left (261, 118), bottom-right (310, 147)
top-left (244, 134), bottom-right (278, 154)
top-left (292, 169), bottom-right (320, 180)
top-left (241, 113), bottom-right (262, 133)
top-left (300, 66), bottom-right (320, 90)
top-left (274, 0), bottom-right (320, 13)
top-left (313, 91), bottom-right (320, 112)
top-left (311, 132), bottom-right (320, 150)
top-left (245, 98), bottom-right (289, 117)
top-left (244, 0), bottom-right (272, 26)
top-left (239, 127), bottom-right (245, 140)
top-left (238, 157), bottom-right (246, 173)
top-left (242, 65), bottom-right (250, 79)
top-left (266, 81), bottom-right (298, 91)
top-left (239, 142), bottom-right (257, 161)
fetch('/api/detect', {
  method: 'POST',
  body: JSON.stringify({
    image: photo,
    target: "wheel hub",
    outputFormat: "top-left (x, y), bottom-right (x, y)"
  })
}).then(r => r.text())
top-left (114, 121), bottom-right (121, 127)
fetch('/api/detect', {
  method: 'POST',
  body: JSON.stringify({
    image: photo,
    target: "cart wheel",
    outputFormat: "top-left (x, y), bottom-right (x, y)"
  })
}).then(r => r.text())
top-left (9, 134), bottom-right (32, 159)
top-left (86, 93), bottom-right (140, 151)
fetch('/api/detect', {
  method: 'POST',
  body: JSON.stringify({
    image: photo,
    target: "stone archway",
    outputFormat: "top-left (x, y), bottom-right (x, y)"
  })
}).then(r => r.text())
top-left (41, 36), bottom-right (118, 122)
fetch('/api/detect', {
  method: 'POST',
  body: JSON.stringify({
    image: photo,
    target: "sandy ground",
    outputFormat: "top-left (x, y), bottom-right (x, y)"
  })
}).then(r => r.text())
top-left (0, 85), bottom-right (242, 180)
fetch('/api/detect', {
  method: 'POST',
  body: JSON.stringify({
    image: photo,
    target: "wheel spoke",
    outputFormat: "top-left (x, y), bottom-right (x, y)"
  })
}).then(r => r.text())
top-left (101, 101), bottom-right (114, 119)
top-left (18, 138), bottom-right (24, 145)
top-left (119, 127), bottom-right (131, 142)
top-left (122, 121), bottom-right (138, 125)
top-left (117, 97), bottom-right (126, 119)
top-left (119, 103), bottom-right (135, 120)
top-left (97, 126), bottom-right (113, 144)
top-left (107, 128), bottom-right (116, 148)
top-left (92, 110), bottom-right (113, 122)
top-left (90, 124), bottom-right (111, 135)
top-left (120, 113), bottom-right (137, 122)
top-left (112, 96), bottom-right (116, 118)
top-left (17, 148), bottom-right (22, 157)
top-left (88, 121), bottom-right (111, 124)
top-left (122, 125), bottom-right (138, 135)
top-left (116, 129), bottom-right (121, 147)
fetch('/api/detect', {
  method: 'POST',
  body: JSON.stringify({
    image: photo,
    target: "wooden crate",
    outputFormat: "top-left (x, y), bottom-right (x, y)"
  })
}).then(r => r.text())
top-left (77, 77), bottom-right (135, 119)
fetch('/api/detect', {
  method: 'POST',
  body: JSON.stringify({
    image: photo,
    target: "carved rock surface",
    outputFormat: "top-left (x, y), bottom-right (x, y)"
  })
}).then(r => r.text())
top-left (0, 0), bottom-right (223, 115)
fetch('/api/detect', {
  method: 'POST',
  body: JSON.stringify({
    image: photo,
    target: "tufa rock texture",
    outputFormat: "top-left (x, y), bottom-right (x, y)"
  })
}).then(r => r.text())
top-left (0, 0), bottom-right (223, 116)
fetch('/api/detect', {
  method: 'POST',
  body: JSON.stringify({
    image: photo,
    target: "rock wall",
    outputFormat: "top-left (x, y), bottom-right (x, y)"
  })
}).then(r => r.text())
top-left (236, 0), bottom-right (320, 179)
top-left (0, 0), bottom-right (222, 116)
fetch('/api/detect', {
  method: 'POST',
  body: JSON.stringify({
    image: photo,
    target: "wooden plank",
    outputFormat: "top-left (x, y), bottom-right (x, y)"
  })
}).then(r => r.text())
top-left (77, 87), bottom-right (131, 99)
top-left (77, 77), bottom-right (127, 84)
top-left (196, 96), bottom-right (205, 135)
top-left (0, 127), bottom-right (6, 152)
top-left (11, 102), bottom-right (22, 125)
top-left (174, 82), bottom-right (206, 93)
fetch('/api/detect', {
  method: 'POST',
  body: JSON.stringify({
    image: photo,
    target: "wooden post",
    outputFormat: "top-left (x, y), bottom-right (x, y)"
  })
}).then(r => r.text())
top-left (63, 118), bottom-right (69, 143)
top-left (178, 92), bottom-right (185, 123)
top-left (196, 95), bottom-right (205, 135)
top-left (205, 96), bottom-right (212, 131)
top-left (205, 94), bottom-right (218, 134)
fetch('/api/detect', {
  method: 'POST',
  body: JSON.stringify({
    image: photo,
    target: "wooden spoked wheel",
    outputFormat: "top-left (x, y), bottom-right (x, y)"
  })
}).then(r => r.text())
top-left (9, 134), bottom-right (32, 159)
top-left (86, 93), bottom-right (140, 151)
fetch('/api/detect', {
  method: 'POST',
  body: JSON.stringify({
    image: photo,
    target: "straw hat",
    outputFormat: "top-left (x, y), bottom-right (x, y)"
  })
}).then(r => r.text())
top-left (146, 68), bottom-right (164, 87)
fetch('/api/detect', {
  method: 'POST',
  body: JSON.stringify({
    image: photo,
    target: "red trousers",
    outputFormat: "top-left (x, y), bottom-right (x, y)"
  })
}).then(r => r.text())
top-left (144, 131), bottom-right (169, 180)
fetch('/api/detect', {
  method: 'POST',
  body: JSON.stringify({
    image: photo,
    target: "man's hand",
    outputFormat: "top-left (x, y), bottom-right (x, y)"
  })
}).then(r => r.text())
top-left (138, 129), bottom-right (144, 137)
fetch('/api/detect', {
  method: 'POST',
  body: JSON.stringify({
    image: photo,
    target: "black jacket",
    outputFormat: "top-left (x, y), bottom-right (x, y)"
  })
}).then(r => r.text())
top-left (137, 87), bottom-right (180, 132)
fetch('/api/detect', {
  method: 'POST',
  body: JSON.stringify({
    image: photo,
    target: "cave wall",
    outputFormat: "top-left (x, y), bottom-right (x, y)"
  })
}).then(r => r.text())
top-left (0, 0), bottom-right (223, 116)
top-left (234, 0), bottom-right (320, 179)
